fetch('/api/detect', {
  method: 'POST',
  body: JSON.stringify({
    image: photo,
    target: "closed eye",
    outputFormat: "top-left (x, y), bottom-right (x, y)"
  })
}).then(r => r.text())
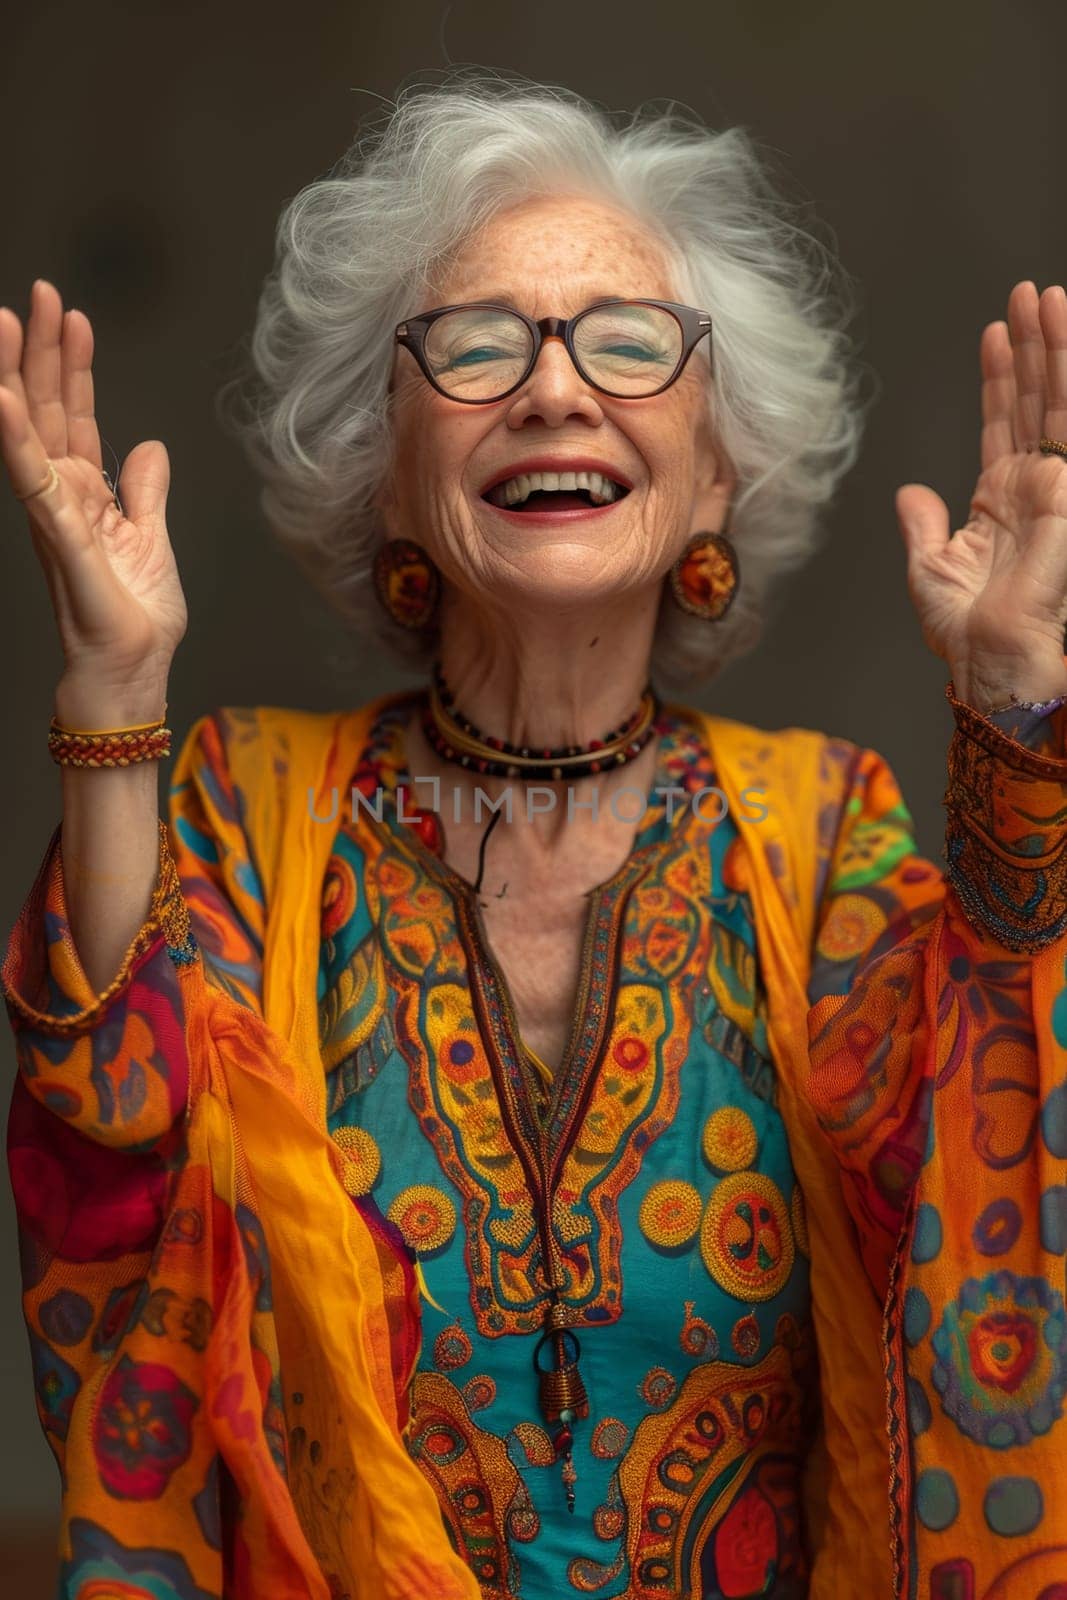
top-left (593, 342), bottom-right (666, 361)
top-left (447, 346), bottom-right (511, 368)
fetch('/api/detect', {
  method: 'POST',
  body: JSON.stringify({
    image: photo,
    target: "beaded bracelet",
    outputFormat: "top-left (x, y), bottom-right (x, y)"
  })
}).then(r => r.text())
top-left (48, 709), bottom-right (172, 768)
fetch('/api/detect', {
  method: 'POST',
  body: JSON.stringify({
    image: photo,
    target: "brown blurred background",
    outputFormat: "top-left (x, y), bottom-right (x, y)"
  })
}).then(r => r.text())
top-left (2, 0), bottom-right (1064, 1590)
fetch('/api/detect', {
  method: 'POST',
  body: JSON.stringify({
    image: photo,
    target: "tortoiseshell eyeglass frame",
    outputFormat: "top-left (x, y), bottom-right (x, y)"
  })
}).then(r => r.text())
top-left (393, 298), bottom-right (714, 403)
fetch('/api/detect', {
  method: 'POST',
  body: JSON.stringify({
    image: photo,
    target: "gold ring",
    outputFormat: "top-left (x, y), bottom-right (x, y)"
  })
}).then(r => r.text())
top-left (15, 460), bottom-right (61, 502)
top-left (1039, 437), bottom-right (1067, 459)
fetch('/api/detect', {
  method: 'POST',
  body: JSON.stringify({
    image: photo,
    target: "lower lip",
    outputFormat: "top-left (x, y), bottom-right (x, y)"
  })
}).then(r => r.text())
top-left (480, 498), bottom-right (626, 524)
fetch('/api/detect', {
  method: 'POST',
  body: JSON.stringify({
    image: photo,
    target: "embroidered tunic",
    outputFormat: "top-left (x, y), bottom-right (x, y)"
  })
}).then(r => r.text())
top-left (322, 698), bottom-right (813, 1597)
top-left (5, 686), bottom-right (1067, 1600)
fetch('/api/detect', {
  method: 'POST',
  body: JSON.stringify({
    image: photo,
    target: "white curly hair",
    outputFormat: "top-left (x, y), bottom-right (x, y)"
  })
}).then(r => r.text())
top-left (222, 69), bottom-right (870, 686)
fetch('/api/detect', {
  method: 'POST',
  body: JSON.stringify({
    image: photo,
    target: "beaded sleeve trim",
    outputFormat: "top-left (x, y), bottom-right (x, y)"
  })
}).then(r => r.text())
top-left (943, 682), bottom-right (1067, 952)
top-left (3, 817), bottom-right (198, 1035)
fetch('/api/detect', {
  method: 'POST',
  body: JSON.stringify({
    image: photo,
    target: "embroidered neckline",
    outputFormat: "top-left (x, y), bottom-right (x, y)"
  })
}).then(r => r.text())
top-left (349, 687), bottom-right (718, 852)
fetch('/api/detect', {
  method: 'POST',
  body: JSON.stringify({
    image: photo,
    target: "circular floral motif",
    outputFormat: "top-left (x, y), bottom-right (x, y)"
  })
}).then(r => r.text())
top-left (433, 1322), bottom-right (473, 1372)
top-left (92, 1355), bottom-right (198, 1499)
top-left (732, 1313), bottom-right (761, 1360)
top-left (39, 1289), bottom-right (93, 1348)
top-left (331, 1125), bottom-right (382, 1197)
top-left (416, 1422), bottom-right (465, 1468)
top-left (440, 1034), bottom-right (483, 1086)
top-left (973, 1198), bottom-right (1022, 1258)
top-left (593, 1503), bottom-right (625, 1541)
top-left (639, 1366), bottom-right (677, 1409)
top-left (931, 1271), bottom-right (1067, 1448)
top-left (387, 1185), bottom-right (457, 1254)
top-left (463, 1375), bottom-right (496, 1413)
top-left (702, 1107), bottom-right (758, 1173)
top-left (639, 1180), bottom-right (703, 1250)
top-left (815, 893), bottom-right (888, 963)
top-left (612, 1036), bottom-right (650, 1074)
top-left (701, 1173), bottom-right (794, 1302)
top-left (590, 1417), bottom-right (630, 1460)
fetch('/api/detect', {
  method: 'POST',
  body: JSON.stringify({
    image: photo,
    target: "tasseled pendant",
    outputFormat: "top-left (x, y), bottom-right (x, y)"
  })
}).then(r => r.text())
top-left (533, 1304), bottom-right (589, 1514)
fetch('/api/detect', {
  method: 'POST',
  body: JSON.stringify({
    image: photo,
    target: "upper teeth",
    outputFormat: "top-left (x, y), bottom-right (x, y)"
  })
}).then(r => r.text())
top-left (491, 469), bottom-right (622, 507)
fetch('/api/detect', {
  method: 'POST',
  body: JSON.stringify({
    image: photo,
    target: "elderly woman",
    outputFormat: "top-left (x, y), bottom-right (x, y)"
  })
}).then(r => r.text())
top-left (4, 76), bottom-right (1067, 1600)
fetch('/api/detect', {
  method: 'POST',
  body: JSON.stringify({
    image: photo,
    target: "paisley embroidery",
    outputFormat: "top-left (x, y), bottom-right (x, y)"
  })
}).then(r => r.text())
top-left (616, 1346), bottom-right (805, 1598)
top-left (407, 1370), bottom-right (535, 1598)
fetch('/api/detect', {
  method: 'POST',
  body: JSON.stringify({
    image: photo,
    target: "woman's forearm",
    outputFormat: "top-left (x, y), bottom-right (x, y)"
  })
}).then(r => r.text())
top-left (54, 678), bottom-right (169, 994)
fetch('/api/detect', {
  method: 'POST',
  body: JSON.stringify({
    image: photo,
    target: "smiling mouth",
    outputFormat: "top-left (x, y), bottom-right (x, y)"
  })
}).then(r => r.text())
top-left (482, 469), bottom-right (630, 513)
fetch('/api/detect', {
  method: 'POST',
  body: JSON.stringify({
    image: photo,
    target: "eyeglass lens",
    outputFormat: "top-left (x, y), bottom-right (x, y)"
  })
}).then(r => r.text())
top-left (422, 303), bottom-right (685, 399)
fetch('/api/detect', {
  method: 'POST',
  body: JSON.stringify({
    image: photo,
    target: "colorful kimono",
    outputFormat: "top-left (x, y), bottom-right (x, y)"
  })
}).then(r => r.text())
top-left (5, 684), bottom-right (1067, 1600)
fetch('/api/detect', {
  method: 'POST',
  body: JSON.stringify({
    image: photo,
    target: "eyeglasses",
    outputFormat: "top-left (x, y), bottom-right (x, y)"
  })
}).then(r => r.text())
top-left (394, 299), bottom-right (713, 403)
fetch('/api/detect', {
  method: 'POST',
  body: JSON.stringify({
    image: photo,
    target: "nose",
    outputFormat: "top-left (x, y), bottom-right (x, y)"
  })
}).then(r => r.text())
top-left (504, 334), bottom-right (604, 429)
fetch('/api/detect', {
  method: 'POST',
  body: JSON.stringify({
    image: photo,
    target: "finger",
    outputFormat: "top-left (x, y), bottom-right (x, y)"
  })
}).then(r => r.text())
top-left (0, 381), bottom-right (47, 496)
top-left (1039, 284), bottom-right (1067, 449)
top-left (0, 306), bottom-right (29, 408)
top-left (61, 309), bottom-right (102, 470)
top-left (0, 386), bottom-right (84, 546)
top-left (1007, 280), bottom-right (1046, 451)
top-left (980, 320), bottom-right (1016, 469)
top-left (22, 280), bottom-right (68, 458)
top-left (117, 438), bottom-right (170, 526)
top-left (895, 482), bottom-right (951, 573)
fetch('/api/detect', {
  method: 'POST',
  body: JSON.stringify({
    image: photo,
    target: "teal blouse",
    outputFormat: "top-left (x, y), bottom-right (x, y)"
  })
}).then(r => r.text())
top-left (318, 695), bottom-right (814, 1599)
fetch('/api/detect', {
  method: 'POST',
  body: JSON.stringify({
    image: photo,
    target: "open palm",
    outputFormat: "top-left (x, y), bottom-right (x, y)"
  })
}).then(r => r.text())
top-left (0, 281), bottom-right (187, 689)
top-left (896, 282), bottom-right (1067, 710)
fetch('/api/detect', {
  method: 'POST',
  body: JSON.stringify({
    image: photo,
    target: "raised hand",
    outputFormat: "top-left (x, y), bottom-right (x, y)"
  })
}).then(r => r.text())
top-left (0, 280), bottom-right (187, 708)
top-left (895, 281), bottom-right (1067, 714)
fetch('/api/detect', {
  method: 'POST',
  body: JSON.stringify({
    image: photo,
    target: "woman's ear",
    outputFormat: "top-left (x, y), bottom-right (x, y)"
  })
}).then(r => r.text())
top-left (692, 468), bottom-right (736, 536)
top-left (692, 412), bottom-right (736, 533)
top-left (693, 447), bottom-right (737, 536)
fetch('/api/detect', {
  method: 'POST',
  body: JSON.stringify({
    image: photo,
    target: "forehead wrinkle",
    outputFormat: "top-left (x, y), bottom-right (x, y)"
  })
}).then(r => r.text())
top-left (433, 196), bottom-right (679, 309)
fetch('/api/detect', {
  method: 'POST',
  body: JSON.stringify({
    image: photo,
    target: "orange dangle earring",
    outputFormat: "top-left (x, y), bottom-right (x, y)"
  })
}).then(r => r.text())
top-left (669, 529), bottom-right (739, 621)
top-left (373, 538), bottom-right (441, 630)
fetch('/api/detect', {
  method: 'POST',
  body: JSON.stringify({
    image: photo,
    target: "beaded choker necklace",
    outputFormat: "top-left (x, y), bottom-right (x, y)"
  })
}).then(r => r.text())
top-left (422, 662), bottom-right (659, 781)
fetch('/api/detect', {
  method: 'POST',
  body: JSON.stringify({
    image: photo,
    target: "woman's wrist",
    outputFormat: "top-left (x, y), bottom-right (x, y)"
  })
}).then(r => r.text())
top-left (54, 672), bottom-right (170, 732)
